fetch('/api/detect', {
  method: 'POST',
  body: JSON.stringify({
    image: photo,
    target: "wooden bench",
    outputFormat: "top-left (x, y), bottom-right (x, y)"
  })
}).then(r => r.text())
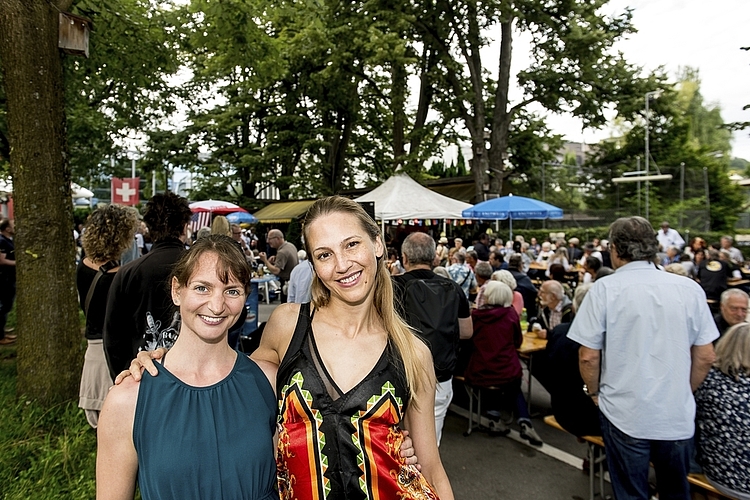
top-left (544, 415), bottom-right (606, 500)
top-left (543, 416), bottom-right (736, 500)
top-left (687, 474), bottom-right (733, 500)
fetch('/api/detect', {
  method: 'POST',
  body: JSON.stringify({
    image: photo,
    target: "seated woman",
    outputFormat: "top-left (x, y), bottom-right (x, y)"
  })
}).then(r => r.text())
top-left (535, 242), bottom-right (554, 266)
top-left (97, 235), bottom-right (279, 499)
top-left (491, 270), bottom-right (523, 317)
top-left (545, 247), bottom-right (571, 277)
top-left (464, 281), bottom-right (542, 445)
top-left (695, 323), bottom-right (750, 500)
top-left (546, 284), bottom-right (601, 437)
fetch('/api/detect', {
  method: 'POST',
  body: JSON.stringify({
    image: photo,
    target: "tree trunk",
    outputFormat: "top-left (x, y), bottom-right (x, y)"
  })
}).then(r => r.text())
top-left (391, 58), bottom-right (406, 170)
top-left (0, 0), bottom-right (82, 403)
top-left (488, 15), bottom-right (514, 196)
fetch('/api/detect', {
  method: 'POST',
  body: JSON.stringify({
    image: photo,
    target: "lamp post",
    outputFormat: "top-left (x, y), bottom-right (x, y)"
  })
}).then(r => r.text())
top-left (644, 90), bottom-right (661, 221)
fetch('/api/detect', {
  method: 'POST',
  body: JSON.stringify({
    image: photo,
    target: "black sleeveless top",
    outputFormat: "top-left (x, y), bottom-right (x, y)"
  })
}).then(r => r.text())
top-left (276, 304), bottom-right (438, 500)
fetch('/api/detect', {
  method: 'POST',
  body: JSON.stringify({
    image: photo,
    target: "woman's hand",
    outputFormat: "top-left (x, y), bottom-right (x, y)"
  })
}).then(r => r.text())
top-left (113, 348), bottom-right (168, 385)
top-left (400, 429), bottom-right (420, 469)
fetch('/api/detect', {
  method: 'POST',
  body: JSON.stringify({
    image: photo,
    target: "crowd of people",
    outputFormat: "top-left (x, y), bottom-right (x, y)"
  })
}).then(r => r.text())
top-left (10, 193), bottom-right (743, 499)
top-left (383, 220), bottom-right (749, 499)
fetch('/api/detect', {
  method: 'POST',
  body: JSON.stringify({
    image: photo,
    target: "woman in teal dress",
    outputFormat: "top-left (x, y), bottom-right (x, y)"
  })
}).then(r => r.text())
top-left (96, 236), bottom-right (279, 500)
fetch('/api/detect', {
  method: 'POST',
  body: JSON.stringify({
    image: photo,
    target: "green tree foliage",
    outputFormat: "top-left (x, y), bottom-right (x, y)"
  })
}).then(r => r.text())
top-left (413, 0), bottom-right (656, 202)
top-left (582, 71), bottom-right (743, 231)
top-left (67, 0), bottom-right (180, 185)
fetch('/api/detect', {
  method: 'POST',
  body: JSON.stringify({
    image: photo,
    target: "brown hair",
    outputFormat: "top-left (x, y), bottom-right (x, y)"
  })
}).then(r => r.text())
top-left (302, 196), bottom-right (429, 404)
top-left (171, 235), bottom-right (252, 295)
top-left (82, 205), bottom-right (138, 262)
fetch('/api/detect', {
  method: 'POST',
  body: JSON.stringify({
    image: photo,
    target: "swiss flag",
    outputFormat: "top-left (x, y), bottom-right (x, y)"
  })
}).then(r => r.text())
top-left (111, 177), bottom-right (140, 206)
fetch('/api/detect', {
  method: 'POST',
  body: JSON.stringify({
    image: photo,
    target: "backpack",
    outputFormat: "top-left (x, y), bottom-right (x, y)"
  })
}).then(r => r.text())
top-left (400, 277), bottom-right (461, 381)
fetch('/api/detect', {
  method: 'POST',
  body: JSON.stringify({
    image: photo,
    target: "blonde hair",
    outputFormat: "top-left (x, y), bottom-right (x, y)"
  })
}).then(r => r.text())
top-left (210, 216), bottom-right (231, 236)
top-left (302, 196), bottom-right (429, 404)
top-left (715, 323), bottom-right (750, 379)
top-left (665, 263), bottom-right (688, 277)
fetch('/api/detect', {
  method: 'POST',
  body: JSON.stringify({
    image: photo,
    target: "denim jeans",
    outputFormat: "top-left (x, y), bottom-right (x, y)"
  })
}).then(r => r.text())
top-left (599, 412), bottom-right (691, 500)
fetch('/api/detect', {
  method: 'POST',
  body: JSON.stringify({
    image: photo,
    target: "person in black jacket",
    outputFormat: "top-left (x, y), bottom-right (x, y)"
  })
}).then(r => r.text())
top-left (546, 284), bottom-right (601, 437)
top-left (103, 192), bottom-right (193, 379)
top-left (507, 254), bottom-right (538, 319)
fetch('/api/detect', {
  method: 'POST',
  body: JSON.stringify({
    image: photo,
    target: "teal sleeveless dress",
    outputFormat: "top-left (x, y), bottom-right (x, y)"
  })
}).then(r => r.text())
top-left (133, 351), bottom-right (277, 500)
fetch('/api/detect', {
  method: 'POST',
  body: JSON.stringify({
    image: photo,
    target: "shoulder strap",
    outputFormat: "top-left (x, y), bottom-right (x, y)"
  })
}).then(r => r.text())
top-left (458, 268), bottom-right (472, 286)
top-left (84, 261), bottom-right (118, 316)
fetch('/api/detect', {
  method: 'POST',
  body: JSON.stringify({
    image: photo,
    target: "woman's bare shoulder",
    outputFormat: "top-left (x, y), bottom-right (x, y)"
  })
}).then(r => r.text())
top-left (102, 376), bottom-right (140, 414)
top-left (251, 302), bottom-right (304, 365)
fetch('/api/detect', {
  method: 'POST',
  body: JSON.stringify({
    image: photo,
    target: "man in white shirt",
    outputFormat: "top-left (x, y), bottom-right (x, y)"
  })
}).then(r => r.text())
top-left (656, 221), bottom-right (685, 251)
top-left (569, 216), bottom-right (716, 500)
top-left (720, 235), bottom-right (744, 265)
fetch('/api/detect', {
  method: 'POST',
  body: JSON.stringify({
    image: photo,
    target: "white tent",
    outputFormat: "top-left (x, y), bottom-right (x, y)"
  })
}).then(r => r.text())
top-left (354, 173), bottom-right (471, 221)
top-left (0, 180), bottom-right (93, 200)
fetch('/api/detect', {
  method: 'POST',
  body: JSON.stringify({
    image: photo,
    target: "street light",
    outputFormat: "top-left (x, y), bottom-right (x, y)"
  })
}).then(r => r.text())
top-left (644, 90), bottom-right (662, 220)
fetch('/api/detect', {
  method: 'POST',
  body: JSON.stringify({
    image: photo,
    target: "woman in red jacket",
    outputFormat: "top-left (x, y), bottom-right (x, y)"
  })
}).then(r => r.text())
top-left (464, 281), bottom-right (542, 445)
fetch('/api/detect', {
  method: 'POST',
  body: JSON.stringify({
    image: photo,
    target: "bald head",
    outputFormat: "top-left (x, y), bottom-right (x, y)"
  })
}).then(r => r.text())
top-left (401, 232), bottom-right (436, 269)
top-left (267, 229), bottom-right (285, 249)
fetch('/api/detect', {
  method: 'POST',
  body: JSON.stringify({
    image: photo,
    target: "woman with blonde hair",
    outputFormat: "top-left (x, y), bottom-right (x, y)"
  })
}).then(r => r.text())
top-left (263, 196), bottom-right (452, 499)
top-left (695, 323), bottom-right (750, 499)
top-left (210, 215), bottom-right (231, 236)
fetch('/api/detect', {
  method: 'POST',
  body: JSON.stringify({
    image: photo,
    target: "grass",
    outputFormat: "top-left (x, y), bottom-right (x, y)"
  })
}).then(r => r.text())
top-left (0, 309), bottom-right (98, 500)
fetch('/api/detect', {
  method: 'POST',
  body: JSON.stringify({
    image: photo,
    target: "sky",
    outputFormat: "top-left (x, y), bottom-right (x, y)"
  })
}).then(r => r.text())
top-left (534, 0), bottom-right (750, 160)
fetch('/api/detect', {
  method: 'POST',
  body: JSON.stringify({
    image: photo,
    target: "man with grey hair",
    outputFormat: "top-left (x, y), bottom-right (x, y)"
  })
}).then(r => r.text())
top-left (393, 231), bottom-right (472, 445)
top-left (569, 216), bottom-right (717, 500)
top-left (715, 288), bottom-right (749, 337)
top-left (530, 279), bottom-right (572, 339)
top-left (473, 261), bottom-right (494, 308)
top-left (720, 235), bottom-right (743, 264)
top-left (447, 251), bottom-right (476, 299)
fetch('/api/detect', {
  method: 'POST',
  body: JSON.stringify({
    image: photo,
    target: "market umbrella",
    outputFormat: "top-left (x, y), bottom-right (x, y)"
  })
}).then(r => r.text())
top-left (189, 200), bottom-right (248, 215)
top-left (462, 194), bottom-right (563, 239)
top-left (226, 211), bottom-right (258, 224)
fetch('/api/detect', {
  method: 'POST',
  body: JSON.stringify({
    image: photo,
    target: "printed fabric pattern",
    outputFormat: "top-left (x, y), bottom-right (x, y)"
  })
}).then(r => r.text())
top-left (695, 368), bottom-right (750, 494)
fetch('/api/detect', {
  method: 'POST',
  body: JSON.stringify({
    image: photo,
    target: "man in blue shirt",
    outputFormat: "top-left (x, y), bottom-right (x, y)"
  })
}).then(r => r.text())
top-left (568, 216), bottom-right (717, 500)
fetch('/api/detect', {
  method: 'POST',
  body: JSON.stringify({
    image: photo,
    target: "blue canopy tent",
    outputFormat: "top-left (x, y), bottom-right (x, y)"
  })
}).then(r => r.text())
top-left (462, 194), bottom-right (563, 240)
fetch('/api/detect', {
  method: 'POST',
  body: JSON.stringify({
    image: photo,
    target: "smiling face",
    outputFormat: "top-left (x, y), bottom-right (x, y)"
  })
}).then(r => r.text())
top-left (306, 211), bottom-right (384, 306)
top-left (172, 252), bottom-right (246, 343)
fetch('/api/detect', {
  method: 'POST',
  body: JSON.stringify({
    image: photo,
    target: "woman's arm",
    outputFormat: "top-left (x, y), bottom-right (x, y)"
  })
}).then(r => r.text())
top-left (250, 302), bottom-right (300, 367)
top-left (96, 378), bottom-right (140, 500)
top-left (402, 341), bottom-right (454, 500)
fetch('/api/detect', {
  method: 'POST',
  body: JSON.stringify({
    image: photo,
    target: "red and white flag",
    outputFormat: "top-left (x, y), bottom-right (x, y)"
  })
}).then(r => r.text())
top-left (111, 177), bottom-right (140, 206)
